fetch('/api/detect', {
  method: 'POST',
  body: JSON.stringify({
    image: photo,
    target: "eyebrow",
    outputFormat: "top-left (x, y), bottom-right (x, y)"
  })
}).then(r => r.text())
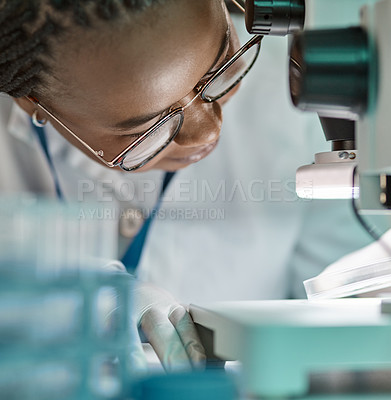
top-left (112, 25), bottom-right (231, 132)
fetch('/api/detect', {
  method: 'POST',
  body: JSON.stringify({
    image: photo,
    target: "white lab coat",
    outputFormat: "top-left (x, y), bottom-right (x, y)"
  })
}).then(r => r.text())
top-left (0, 92), bottom-right (164, 259)
top-left (136, 17), bottom-right (373, 303)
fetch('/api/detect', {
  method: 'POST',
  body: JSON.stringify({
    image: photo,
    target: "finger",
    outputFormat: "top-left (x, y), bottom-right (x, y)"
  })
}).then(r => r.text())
top-left (140, 307), bottom-right (192, 372)
top-left (168, 306), bottom-right (206, 368)
top-left (128, 321), bottom-right (149, 373)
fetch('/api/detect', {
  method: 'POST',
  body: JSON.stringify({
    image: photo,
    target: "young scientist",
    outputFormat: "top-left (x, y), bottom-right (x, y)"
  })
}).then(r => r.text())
top-left (0, 0), bottom-right (256, 370)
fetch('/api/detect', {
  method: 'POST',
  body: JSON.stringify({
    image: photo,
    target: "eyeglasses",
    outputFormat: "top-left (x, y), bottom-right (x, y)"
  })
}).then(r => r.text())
top-left (28, 33), bottom-right (262, 172)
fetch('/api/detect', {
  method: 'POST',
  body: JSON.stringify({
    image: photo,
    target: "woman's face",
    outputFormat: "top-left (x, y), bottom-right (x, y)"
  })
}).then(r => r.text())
top-left (33, 0), bottom-right (241, 171)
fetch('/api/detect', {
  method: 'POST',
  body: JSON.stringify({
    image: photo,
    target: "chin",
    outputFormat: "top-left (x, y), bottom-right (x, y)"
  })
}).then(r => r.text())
top-left (163, 140), bottom-right (219, 168)
top-left (129, 158), bottom-right (191, 173)
top-left (148, 159), bottom-right (197, 172)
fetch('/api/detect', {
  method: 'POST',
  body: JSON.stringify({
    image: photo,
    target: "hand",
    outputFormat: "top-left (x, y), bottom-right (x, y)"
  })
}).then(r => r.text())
top-left (97, 261), bottom-right (206, 372)
top-left (132, 281), bottom-right (206, 372)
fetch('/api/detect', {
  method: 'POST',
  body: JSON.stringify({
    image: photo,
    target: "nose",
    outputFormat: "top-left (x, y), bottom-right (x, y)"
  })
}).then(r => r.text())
top-left (173, 95), bottom-right (222, 147)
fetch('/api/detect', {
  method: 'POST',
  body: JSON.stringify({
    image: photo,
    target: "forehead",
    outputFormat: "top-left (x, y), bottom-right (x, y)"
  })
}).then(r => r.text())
top-left (47, 0), bottom-right (228, 125)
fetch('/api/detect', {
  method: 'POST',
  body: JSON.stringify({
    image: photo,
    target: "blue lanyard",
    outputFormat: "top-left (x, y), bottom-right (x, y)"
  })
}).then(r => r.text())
top-left (121, 171), bottom-right (175, 274)
top-left (31, 122), bottom-right (64, 200)
top-left (32, 121), bottom-right (175, 273)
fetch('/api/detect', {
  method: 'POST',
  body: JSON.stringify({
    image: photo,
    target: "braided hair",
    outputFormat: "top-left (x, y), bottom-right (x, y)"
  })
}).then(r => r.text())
top-left (0, 0), bottom-right (165, 98)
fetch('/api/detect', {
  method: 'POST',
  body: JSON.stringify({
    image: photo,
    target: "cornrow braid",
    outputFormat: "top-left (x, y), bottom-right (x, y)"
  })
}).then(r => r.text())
top-left (49, 0), bottom-right (93, 25)
top-left (0, 0), bottom-right (167, 98)
top-left (96, 0), bottom-right (120, 20)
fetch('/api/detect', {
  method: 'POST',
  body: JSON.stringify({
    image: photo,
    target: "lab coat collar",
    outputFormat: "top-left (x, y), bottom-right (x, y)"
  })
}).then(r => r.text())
top-left (7, 99), bottom-right (36, 146)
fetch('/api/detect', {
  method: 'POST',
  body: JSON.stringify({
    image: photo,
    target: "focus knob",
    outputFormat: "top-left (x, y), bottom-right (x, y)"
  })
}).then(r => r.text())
top-left (245, 0), bottom-right (305, 36)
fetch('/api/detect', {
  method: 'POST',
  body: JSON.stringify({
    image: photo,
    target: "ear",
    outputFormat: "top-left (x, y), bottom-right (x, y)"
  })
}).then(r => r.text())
top-left (13, 96), bottom-right (47, 121)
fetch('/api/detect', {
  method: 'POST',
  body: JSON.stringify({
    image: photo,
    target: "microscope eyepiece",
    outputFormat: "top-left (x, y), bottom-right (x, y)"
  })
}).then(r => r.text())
top-left (245, 0), bottom-right (305, 36)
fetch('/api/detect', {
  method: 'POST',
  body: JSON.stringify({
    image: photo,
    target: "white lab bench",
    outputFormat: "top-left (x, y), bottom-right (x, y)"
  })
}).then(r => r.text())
top-left (190, 298), bottom-right (391, 399)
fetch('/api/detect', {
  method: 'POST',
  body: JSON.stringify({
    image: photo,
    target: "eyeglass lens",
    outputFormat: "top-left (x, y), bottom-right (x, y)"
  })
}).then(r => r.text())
top-left (121, 112), bottom-right (183, 170)
top-left (202, 43), bottom-right (259, 101)
top-left (121, 41), bottom-right (259, 170)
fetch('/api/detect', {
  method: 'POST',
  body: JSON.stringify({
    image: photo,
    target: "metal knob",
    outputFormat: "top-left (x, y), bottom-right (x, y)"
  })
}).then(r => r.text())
top-left (245, 0), bottom-right (305, 36)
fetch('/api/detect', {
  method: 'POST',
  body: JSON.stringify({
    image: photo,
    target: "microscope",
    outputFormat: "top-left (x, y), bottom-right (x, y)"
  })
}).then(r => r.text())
top-left (189, 3), bottom-right (391, 397)
top-left (245, 0), bottom-right (391, 214)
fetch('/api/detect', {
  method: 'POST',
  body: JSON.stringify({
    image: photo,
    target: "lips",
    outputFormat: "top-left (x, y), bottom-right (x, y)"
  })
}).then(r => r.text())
top-left (166, 140), bottom-right (219, 165)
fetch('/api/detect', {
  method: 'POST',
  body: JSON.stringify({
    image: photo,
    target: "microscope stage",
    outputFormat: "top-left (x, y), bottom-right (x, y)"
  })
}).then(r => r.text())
top-left (190, 298), bottom-right (391, 398)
